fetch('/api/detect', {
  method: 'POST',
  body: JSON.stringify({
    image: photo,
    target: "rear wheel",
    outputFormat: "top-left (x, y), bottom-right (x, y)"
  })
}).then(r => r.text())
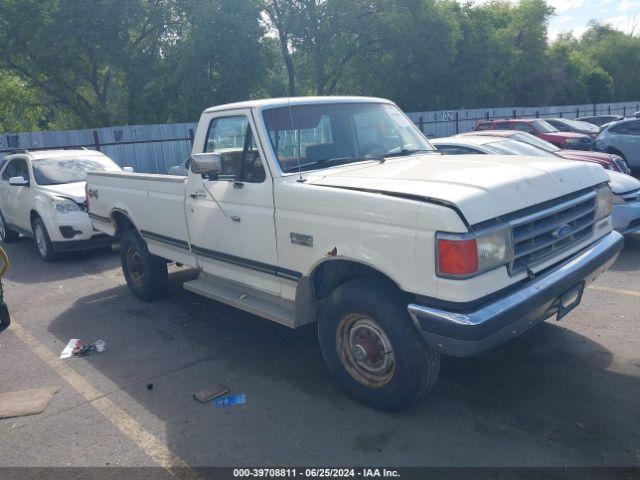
top-left (32, 217), bottom-right (60, 262)
top-left (0, 212), bottom-right (19, 243)
top-left (318, 277), bottom-right (440, 411)
top-left (120, 229), bottom-right (168, 301)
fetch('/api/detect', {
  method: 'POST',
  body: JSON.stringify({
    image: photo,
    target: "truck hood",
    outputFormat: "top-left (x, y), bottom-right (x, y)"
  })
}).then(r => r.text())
top-left (306, 154), bottom-right (608, 225)
top-left (38, 182), bottom-right (86, 203)
top-left (559, 149), bottom-right (615, 164)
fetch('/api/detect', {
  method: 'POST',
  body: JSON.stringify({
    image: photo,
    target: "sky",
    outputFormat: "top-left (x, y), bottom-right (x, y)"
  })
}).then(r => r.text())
top-left (546, 0), bottom-right (640, 39)
top-left (460, 0), bottom-right (640, 39)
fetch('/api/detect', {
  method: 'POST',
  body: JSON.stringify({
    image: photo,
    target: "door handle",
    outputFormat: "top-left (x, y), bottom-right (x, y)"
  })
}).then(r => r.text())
top-left (189, 191), bottom-right (207, 199)
top-left (233, 181), bottom-right (244, 189)
top-left (230, 216), bottom-right (241, 223)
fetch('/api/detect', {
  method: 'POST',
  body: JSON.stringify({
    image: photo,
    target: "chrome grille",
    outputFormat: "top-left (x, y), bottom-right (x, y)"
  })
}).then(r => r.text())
top-left (509, 191), bottom-right (597, 272)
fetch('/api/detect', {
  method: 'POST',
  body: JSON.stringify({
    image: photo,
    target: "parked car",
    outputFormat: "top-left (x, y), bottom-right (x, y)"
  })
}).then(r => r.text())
top-left (0, 149), bottom-right (122, 261)
top-left (461, 130), bottom-right (630, 173)
top-left (475, 118), bottom-right (594, 150)
top-left (595, 118), bottom-right (640, 170)
top-left (86, 96), bottom-right (622, 411)
top-left (544, 118), bottom-right (600, 138)
top-left (576, 115), bottom-right (624, 127)
top-left (432, 136), bottom-right (640, 235)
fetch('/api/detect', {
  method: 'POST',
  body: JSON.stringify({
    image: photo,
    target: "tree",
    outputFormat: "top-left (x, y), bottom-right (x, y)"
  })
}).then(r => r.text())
top-left (0, 70), bottom-right (44, 132)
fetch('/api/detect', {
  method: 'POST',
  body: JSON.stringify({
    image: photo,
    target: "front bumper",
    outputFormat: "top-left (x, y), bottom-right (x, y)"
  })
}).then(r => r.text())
top-left (408, 231), bottom-right (624, 357)
top-left (52, 234), bottom-right (112, 252)
top-left (612, 202), bottom-right (640, 235)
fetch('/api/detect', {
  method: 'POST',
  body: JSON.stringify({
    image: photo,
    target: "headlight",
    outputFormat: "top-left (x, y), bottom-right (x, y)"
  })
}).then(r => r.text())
top-left (595, 185), bottom-right (613, 220)
top-left (50, 196), bottom-right (81, 214)
top-left (436, 225), bottom-right (512, 278)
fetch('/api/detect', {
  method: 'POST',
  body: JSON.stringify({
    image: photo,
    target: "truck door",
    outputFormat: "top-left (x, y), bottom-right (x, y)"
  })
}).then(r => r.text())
top-left (185, 110), bottom-right (281, 294)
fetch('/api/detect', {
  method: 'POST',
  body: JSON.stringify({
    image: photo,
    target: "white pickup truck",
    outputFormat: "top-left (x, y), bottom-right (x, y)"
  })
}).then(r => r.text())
top-left (87, 96), bottom-right (623, 411)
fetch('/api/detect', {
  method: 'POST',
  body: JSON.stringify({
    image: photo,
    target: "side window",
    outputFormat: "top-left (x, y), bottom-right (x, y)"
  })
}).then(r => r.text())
top-left (1, 159), bottom-right (27, 181)
top-left (2, 160), bottom-right (17, 181)
top-left (514, 123), bottom-right (533, 133)
top-left (204, 116), bottom-right (265, 183)
top-left (613, 121), bottom-right (640, 136)
top-left (494, 123), bottom-right (514, 130)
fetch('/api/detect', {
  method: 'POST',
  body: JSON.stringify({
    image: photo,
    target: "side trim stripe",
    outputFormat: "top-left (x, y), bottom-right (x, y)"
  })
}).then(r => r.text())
top-left (140, 230), bottom-right (190, 250)
top-left (140, 230), bottom-right (302, 281)
top-left (88, 213), bottom-right (111, 223)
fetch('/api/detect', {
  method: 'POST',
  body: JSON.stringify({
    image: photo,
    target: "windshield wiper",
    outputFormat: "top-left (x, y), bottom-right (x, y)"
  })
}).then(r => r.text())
top-left (382, 148), bottom-right (435, 159)
top-left (284, 156), bottom-right (369, 173)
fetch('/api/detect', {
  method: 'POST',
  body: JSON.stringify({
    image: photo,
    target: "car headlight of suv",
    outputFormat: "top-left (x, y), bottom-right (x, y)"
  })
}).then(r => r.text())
top-left (595, 185), bottom-right (614, 220)
top-left (436, 225), bottom-right (512, 279)
top-left (50, 196), bottom-right (82, 214)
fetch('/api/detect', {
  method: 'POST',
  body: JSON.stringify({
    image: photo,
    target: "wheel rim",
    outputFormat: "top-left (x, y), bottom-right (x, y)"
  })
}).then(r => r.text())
top-left (126, 246), bottom-right (144, 287)
top-left (35, 224), bottom-right (47, 256)
top-left (336, 314), bottom-right (396, 388)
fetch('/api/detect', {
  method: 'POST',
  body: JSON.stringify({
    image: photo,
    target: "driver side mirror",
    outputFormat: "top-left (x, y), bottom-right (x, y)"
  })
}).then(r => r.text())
top-left (9, 176), bottom-right (28, 187)
top-left (191, 152), bottom-right (221, 175)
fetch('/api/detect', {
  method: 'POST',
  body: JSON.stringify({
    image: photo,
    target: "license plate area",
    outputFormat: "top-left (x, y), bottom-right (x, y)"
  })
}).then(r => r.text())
top-left (557, 282), bottom-right (585, 321)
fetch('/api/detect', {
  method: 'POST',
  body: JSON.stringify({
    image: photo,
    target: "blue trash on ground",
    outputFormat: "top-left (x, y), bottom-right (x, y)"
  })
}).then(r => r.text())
top-left (214, 394), bottom-right (246, 407)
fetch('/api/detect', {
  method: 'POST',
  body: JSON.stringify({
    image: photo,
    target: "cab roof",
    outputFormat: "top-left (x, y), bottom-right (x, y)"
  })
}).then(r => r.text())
top-left (7, 149), bottom-right (107, 161)
top-left (203, 96), bottom-right (393, 113)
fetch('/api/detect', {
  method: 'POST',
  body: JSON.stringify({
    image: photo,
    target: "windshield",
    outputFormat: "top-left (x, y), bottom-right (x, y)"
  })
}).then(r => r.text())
top-left (262, 102), bottom-right (435, 173)
top-left (533, 120), bottom-right (558, 133)
top-left (511, 132), bottom-right (561, 152)
top-left (563, 119), bottom-right (598, 132)
top-left (485, 140), bottom-right (557, 157)
top-left (33, 156), bottom-right (120, 185)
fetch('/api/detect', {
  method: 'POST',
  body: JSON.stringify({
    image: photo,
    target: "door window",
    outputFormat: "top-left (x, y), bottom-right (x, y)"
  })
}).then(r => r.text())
top-left (204, 116), bottom-right (265, 183)
top-left (2, 159), bottom-right (29, 182)
top-left (514, 123), bottom-right (533, 133)
top-left (435, 145), bottom-right (483, 155)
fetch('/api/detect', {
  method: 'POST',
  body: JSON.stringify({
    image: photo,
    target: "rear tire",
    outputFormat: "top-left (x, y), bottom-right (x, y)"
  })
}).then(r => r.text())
top-left (120, 229), bottom-right (168, 301)
top-left (32, 217), bottom-right (60, 262)
top-left (318, 277), bottom-right (440, 412)
top-left (0, 212), bottom-right (19, 243)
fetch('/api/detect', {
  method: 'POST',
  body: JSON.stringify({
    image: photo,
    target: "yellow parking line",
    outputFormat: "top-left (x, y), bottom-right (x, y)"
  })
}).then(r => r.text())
top-left (589, 285), bottom-right (640, 298)
top-left (10, 321), bottom-right (200, 480)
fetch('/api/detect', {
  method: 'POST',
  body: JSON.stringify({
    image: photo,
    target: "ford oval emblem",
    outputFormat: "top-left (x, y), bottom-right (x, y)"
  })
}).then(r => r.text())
top-left (552, 224), bottom-right (572, 238)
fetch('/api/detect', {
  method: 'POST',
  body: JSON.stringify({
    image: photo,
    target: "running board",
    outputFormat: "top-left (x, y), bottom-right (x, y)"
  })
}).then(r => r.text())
top-left (184, 273), bottom-right (296, 328)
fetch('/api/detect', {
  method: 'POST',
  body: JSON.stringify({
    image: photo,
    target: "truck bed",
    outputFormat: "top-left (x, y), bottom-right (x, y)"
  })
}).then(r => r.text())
top-left (87, 171), bottom-right (193, 264)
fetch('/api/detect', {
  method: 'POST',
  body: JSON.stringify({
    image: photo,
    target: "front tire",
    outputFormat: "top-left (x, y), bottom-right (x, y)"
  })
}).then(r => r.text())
top-left (0, 211), bottom-right (19, 243)
top-left (318, 277), bottom-right (440, 412)
top-left (32, 217), bottom-right (60, 262)
top-left (120, 230), bottom-right (168, 301)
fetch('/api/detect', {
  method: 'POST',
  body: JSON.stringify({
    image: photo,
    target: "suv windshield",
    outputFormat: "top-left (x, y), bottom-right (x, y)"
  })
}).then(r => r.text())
top-left (512, 132), bottom-right (561, 152)
top-left (262, 102), bottom-right (435, 173)
top-left (532, 120), bottom-right (558, 133)
top-left (33, 156), bottom-right (120, 185)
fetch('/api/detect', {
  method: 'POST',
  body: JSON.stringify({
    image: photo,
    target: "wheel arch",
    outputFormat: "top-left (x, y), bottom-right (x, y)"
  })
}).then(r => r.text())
top-left (294, 256), bottom-right (405, 327)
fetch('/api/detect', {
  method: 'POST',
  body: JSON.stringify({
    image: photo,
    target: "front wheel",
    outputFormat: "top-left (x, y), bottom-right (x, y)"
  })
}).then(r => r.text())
top-left (318, 277), bottom-right (440, 411)
top-left (32, 217), bottom-right (60, 262)
top-left (120, 230), bottom-right (168, 301)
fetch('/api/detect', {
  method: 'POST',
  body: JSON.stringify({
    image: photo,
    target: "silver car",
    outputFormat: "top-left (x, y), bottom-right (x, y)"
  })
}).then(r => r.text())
top-left (432, 135), bottom-right (640, 235)
top-left (595, 118), bottom-right (640, 168)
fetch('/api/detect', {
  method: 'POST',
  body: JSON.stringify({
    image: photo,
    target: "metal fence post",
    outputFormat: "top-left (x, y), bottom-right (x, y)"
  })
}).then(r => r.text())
top-left (593, 104), bottom-right (597, 116)
top-left (535, 111), bottom-right (539, 118)
top-left (512, 109), bottom-right (517, 119)
top-left (608, 105), bottom-right (611, 114)
top-left (92, 131), bottom-right (101, 151)
top-left (623, 106), bottom-right (626, 117)
top-left (188, 128), bottom-right (195, 146)
top-left (576, 108), bottom-right (579, 118)
top-left (455, 112), bottom-right (459, 134)
top-left (417, 116), bottom-right (424, 133)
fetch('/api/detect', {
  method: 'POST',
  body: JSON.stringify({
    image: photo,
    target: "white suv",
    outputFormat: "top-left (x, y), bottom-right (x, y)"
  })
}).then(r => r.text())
top-left (0, 149), bottom-right (122, 261)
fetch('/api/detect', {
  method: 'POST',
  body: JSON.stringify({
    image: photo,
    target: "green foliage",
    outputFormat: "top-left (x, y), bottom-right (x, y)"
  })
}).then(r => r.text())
top-left (0, 0), bottom-right (638, 131)
top-left (0, 70), bottom-right (44, 131)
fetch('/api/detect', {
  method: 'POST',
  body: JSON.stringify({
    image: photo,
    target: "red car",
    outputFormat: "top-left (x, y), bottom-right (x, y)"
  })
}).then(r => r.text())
top-left (475, 119), bottom-right (594, 151)
top-left (461, 130), bottom-right (630, 173)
